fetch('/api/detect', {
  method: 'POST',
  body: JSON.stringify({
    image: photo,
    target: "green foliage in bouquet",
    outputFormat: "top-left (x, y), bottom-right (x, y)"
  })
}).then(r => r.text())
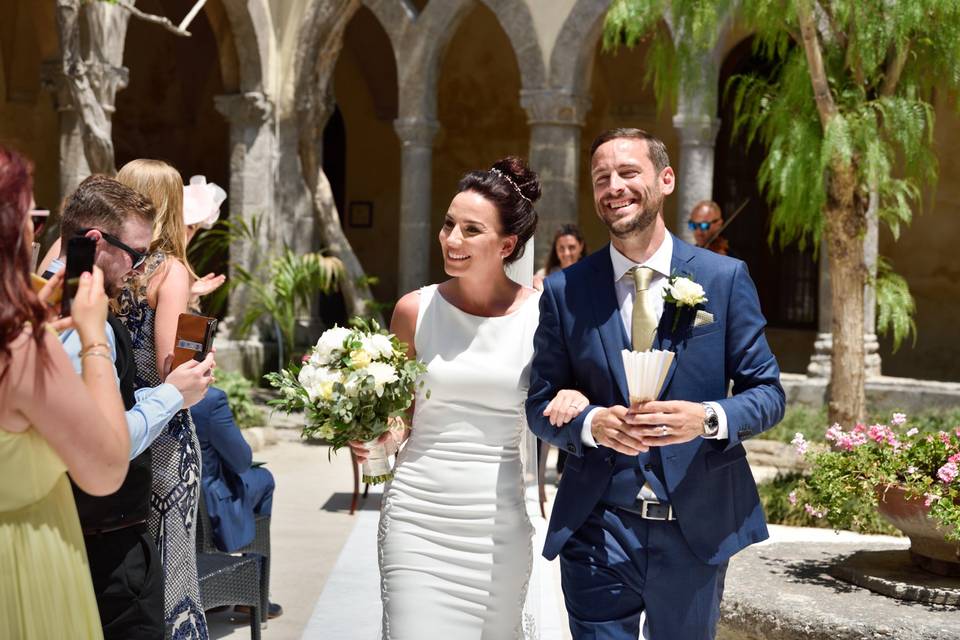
top-left (264, 318), bottom-right (427, 451)
top-left (789, 414), bottom-right (960, 541)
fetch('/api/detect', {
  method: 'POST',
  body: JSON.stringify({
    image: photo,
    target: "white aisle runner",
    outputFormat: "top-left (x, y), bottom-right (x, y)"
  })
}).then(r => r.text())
top-left (302, 488), bottom-right (566, 640)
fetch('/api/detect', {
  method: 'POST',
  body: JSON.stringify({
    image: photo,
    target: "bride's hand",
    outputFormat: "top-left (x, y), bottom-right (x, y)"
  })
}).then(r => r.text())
top-left (543, 389), bottom-right (590, 427)
top-left (348, 418), bottom-right (409, 463)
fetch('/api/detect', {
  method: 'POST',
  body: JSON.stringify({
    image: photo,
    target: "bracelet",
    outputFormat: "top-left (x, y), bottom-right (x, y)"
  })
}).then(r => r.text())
top-left (81, 350), bottom-right (113, 363)
top-left (80, 342), bottom-right (109, 357)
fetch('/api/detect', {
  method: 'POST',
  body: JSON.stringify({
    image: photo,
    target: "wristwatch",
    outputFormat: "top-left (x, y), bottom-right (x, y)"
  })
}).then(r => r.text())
top-left (701, 403), bottom-right (719, 438)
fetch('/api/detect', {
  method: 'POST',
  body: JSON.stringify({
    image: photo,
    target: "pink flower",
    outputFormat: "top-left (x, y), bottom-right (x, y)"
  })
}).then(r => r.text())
top-left (906, 427), bottom-right (919, 437)
top-left (949, 452), bottom-right (960, 464)
top-left (788, 490), bottom-right (797, 505)
top-left (891, 413), bottom-right (907, 426)
top-left (791, 433), bottom-right (808, 456)
top-left (937, 462), bottom-right (958, 484)
top-left (906, 466), bottom-right (917, 475)
top-left (925, 493), bottom-right (939, 507)
top-left (939, 431), bottom-right (952, 445)
top-left (804, 503), bottom-right (828, 518)
top-left (825, 424), bottom-right (843, 442)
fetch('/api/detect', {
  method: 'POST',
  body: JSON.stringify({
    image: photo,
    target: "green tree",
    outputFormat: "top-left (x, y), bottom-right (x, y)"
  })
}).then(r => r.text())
top-left (605, 0), bottom-right (958, 425)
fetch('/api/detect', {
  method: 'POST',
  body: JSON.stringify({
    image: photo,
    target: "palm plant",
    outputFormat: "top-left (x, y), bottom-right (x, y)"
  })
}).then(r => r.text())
top-left (189, 215), bottom-right (344, 369)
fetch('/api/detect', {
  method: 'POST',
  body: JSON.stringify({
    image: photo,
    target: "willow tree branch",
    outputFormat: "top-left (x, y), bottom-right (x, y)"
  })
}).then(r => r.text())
top-left (881, 40), bottom-right (911, 97)
top-left (797, 0), bottom-right (837, 128)
top-left (111, 0), bottom-right (195, 37)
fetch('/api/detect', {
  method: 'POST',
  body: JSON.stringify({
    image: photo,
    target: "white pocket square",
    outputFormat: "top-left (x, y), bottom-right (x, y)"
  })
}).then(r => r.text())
top-left (694, 310), bottom-right (714, 327)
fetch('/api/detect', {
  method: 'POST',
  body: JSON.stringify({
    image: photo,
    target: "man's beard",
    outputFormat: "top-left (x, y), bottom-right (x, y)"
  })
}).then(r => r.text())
top-left (602, 186), bottom-right (662, 239)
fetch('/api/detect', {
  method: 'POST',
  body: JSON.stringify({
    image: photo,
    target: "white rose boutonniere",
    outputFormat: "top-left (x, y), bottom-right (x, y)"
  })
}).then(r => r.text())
top-left (663, 275), bottom-right (708, 331)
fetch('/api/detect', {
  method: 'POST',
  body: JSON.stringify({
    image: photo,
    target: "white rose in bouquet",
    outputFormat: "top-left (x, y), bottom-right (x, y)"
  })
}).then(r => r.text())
top-left (299, 365), bottom-right (340, 402)
top-left (362, 333), bottom-right (396, 359)
top-left (365, 361), bottom-right (399, 396)
top-left (311, 325), bottom-right (352, 365)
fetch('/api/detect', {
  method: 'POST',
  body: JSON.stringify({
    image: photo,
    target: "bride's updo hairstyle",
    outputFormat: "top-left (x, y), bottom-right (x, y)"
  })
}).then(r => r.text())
top-left (457, 156), bottom-right (540, 264)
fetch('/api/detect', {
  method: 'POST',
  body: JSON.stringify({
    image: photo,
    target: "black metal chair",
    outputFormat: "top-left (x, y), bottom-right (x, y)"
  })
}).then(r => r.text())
top-left (197, 553), bottom-right (262, 640)
top-left (196, 491), bottom-right (271, 625)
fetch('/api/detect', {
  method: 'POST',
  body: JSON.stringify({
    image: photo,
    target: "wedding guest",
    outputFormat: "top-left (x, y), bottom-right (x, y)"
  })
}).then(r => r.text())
top-left (532, 223), bottom-right (587, 290)
top-left (533, 223), bottom-right (588, 476)
top-left (688, 200), bottom-right (734, 257)
top-left (116, 158), bottom-right (210, 639)
top-left (190, 386), bottom-right (283, 620)
top-left (182, 175), bottom-right (226, 306)
top-left (45, 174), bottom-right (215, 640)
top-left (0, 145), bottom-right (129, 639)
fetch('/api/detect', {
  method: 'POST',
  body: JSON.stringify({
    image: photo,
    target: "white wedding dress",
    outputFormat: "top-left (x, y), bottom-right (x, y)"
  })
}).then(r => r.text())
top-left (378, 284), bottom-right (542, 639)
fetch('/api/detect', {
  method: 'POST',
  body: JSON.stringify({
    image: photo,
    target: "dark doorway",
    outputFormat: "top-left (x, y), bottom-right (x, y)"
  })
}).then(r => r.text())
top-left (714, 38), bottom-right (818, 330)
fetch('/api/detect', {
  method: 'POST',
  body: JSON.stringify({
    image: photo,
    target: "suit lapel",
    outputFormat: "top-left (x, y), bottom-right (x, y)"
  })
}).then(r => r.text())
top-left (653, 235), bottom-right (696, 399)
top-left (589, 249), bottom-right (630, 404)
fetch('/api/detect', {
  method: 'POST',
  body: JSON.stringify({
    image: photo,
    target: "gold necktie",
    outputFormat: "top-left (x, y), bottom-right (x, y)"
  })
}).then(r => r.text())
top-left (631, 266), bottom-right (657, 351)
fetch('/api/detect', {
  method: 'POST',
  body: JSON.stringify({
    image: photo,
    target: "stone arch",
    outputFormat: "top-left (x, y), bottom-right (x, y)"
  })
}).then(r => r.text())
top-left (361, 0), bottom-right (412, 53)
top-left (479, 0), bottom-right (546, 91)
top-left (219, 0), bottom-right (274, 93)
top-left (549, 0), bottom-right (611, 93)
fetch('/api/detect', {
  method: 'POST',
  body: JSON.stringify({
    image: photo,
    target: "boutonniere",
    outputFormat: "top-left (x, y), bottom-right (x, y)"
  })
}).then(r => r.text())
top-left (662, 274), bottom-right (707, 331)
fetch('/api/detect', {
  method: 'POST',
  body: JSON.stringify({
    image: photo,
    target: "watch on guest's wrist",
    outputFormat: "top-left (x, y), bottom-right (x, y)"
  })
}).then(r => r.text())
top-left (701, 403), bottom-right (719, 438)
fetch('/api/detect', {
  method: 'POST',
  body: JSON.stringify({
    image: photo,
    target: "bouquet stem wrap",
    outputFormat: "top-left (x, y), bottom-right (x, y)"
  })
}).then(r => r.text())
top-left (362, 437), bottom-right (394, 484)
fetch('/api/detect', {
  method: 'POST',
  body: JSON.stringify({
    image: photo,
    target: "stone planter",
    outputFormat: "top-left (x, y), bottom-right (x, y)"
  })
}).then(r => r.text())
top-left (876, 484), bottom-right (960, 576)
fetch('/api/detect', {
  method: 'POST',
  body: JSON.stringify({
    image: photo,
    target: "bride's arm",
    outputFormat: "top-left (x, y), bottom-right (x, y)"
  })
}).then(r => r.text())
top-left (348, 291), bottom-right (420, 462)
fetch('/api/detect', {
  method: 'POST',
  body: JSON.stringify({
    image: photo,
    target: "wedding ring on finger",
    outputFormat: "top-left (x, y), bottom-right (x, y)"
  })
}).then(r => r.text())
top-left (659, 425), bottom-right (669, 436)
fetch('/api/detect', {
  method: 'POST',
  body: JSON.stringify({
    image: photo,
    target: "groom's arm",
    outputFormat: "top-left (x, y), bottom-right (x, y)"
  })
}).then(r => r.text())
top-left (525, 279), bottom-right (594, 458)
top-left (715, 261), bottom-right (786, 451)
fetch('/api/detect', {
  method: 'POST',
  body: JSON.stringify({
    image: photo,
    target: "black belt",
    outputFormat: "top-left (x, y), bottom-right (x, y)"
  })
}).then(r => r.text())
top-left (609, 499), bottom-right (677, 521)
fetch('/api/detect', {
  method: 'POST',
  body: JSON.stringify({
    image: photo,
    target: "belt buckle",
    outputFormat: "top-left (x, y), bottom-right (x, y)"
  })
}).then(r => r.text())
top-left (640, 500), bottom-right (672, 521)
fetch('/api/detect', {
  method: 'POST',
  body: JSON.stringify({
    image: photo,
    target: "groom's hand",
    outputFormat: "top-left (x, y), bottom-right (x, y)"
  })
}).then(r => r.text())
top-left (626, 401), bottom-right (706, 446)
top-left (592, 406), bottom-right (650, 455)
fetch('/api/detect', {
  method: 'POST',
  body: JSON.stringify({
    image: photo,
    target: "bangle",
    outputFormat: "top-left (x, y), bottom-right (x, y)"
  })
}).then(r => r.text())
top-left (81, 350), bottom-right (113, 363)
top-left (80, 342), bottom-right (109, 357)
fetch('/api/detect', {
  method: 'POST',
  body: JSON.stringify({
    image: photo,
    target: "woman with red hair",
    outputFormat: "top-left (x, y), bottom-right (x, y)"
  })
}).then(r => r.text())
top-left (0, 145), bottom-right (131, 639)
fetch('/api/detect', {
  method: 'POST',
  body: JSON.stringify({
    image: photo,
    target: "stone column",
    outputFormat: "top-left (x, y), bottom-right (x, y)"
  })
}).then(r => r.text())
top-left (40, 61), bottom-right (129, 197)
top-left (520, 89), bottom-right (590, 267)
top-left (807, 204), bottom-right (882, 378)
top-left (394, 117), bottom-right (439, 294)
top-left (213, 92), bottom-right (276, 337)
top-left (672, 113), bottom-right (720, 244)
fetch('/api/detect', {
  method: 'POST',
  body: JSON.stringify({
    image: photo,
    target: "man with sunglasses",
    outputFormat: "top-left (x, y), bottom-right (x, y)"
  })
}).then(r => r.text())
top-left (43, 175), bottom-right (215, 640)
top-left (688, 200), bottom-right (735, 257)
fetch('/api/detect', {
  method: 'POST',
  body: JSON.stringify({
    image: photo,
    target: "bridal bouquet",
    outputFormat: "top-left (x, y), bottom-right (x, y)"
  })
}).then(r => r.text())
top-left (265, 319), bottom-right (427, 483)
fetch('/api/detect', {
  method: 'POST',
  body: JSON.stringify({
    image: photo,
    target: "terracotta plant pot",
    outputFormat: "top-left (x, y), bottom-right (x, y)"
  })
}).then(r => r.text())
top-left (876, 484), bottom-right (960, 576)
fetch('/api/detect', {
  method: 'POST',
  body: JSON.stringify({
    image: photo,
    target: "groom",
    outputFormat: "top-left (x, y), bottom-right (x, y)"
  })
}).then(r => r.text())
top-left (526, 128), bottom-right (784, 639)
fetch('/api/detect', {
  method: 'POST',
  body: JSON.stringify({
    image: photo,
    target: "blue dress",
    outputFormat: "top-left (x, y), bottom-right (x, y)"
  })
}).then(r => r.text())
top-left (116, 252), bottom-right (208, 639)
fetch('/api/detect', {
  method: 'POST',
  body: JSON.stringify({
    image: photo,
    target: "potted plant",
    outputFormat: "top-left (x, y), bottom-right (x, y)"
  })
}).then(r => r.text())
top-left (790, 414), bottom-right (960, 575)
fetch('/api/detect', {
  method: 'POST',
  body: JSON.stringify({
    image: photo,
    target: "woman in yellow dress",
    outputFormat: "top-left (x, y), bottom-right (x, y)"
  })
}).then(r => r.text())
top-left (0, 145), bottom-right (132, 639)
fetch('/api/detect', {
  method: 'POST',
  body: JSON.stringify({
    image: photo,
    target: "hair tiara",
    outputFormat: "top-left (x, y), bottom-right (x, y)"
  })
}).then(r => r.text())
top-left (489, 167), bottom-right (532, 204)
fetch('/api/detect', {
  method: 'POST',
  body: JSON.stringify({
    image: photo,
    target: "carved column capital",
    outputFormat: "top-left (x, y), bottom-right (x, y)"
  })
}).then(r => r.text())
top-left (520, 90), bottom-right (591, 127)
top-left (214, 92), bottom-right (274, 126)
top-left (393, 117), bottom-right (440, 147)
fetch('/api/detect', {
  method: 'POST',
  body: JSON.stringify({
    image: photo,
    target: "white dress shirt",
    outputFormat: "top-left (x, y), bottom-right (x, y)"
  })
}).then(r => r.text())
top-left (581, 234), bottom-right (728, 446)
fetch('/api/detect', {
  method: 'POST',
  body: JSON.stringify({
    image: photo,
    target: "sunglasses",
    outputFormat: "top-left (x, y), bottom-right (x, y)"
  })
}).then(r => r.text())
top-left (30, 209), bottom-right (50, 236)
top-left (687, 219), bottom-right (720, 231)
top-left (76, 228), bottom-right (148, 270)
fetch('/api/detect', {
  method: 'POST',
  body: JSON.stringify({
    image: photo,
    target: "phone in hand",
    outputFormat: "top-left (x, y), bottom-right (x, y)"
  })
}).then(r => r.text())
top-left (171, 313), bottom-right (218, 369)
top-left (62, 236), bottom-right (96, 317)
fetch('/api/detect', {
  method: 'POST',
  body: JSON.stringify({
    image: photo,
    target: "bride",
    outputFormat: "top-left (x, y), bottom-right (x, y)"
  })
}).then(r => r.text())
top-left (351, 157), bottom-right (586, 639)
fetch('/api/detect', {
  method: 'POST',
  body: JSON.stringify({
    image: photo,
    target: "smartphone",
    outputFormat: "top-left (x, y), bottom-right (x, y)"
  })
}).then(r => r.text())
top-left (61, 236), bottom-right (96, 317)
top-left (171, 313), bottom-right (218, 369)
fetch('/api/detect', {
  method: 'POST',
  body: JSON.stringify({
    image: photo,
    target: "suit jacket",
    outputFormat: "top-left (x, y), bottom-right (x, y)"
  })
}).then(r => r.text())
top-left (191, 387), bottom-right (256, 551)
top-left (525, 235), bottom-right (785, 564)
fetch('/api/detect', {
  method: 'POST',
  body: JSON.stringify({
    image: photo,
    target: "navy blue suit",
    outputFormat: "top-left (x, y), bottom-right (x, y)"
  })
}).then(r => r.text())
top-left (191, 387), bottom-right (275, 553)
top-left (525, 236), bottom-right (784, 638)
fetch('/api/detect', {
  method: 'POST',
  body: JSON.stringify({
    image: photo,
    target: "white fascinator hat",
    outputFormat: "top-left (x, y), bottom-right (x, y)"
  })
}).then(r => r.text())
top-left (183, 175), bottom-right (227, 229)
